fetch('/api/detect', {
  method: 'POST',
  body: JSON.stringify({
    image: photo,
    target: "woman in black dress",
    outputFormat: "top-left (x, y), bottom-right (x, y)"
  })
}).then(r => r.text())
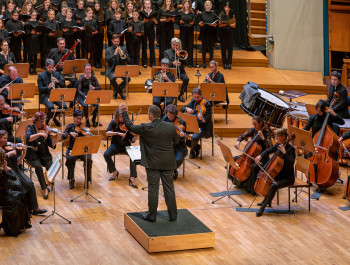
top-left (61, 8), bottom-right (77, 50)
top-left (105, 0), bottom-right (118, 46)
top-left (5, 10), bottom-right (23, 63)
top-left (2, 0), bottom-right (16, 23)
top-left (20, 0), bottom-right (33, 63)
top-left (93, 1), bottom-right (105, 68)
top-left (24, 9), bottom-right (40, 74)
top-left (38, 0), bottom-right (51, 67)
top-left (81, 7), bottom-right (98, 64)
top-left (55, 1), bottom-right (68, 23)
top-left (123, 1), bottom-right (134, 56)
top-left (0, 39), bottom-right (15, 76)
top-left (141, 0), bottom-right (157, 68)
top-left (0, 19), bottom-right (9, 40)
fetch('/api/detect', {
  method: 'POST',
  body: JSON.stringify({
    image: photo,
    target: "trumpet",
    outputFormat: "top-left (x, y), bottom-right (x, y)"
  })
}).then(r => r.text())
top-left (116, 45), bottom-right (126, 60)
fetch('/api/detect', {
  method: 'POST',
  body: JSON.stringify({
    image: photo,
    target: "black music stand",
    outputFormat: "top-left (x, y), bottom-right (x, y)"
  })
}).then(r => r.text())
top-left (181, 113), bottom-right (201, 169)
top-left (70, 135), bottom-right (103, 203)
top-left (114, 65), bottom-right (140, 108)
top-left (152, 82), bottom-right (179, 110)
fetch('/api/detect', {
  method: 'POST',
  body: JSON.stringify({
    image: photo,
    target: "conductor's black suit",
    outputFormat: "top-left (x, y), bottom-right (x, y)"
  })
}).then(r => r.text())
top-left (122, 111), bottom-right (180, 221)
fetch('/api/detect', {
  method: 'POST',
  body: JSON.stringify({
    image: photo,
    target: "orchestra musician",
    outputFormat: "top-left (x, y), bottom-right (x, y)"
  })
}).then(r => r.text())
top-left (326, 71), bottom-right (349, 120)
top-left (25, 111), bottom-right (62, 199)
top-left (254, 128), bottom-right (295, 217)
top-left (106, 34), bottom-right (130, 100)
top-left (0, 66), bottom-right (23, 110)
top-left (231, 116), bottom-right (273, 195)
top-left (0, 39), bottom-right (15, 77)
top-left (164, 37), bottom-right (189, 103)
top-left (152, 58), bottom-right (176, 111)
top-left (104, 107), bottom-right (138, 187)
top-left (162, 104), bottom-right (188, 180)
top-left (77, 63), bottom-right (101, 128)
top-left (62, 109), bottom-right (93, 189)
top-left (0, 95), bottom-right (23, 143)
top-left (180, 87), bottom-right (212, 159)
top-left (47, 37), bottom-right (75, 73)
top-left (37, 59), bottom-right (67, 127)
top-left (5, 10), bottom-right (23, 63)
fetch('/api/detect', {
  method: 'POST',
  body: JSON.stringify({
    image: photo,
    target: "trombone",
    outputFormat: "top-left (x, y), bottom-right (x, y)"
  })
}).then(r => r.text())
top-left (175, 40), bottom-right (188, 81)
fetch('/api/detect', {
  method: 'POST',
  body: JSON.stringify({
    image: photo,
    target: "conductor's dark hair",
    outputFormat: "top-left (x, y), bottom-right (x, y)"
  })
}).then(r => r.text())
top-left (164, 104), bottom-right (178, 116)
top-left (73, 109), bottom-right (83, 117)
top-left (316, 99), bottom-right (327, 112)
top-left (191, 87), bottom-right (202, 95)
top-left (149, 105), bottom-right (161, 119)
top-left (331, 71), bottom-right (341, 80)
top-left (253, 115), bottom-right (264, 124)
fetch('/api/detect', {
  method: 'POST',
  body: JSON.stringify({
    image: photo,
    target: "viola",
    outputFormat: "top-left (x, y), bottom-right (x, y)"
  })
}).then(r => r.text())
top-left (308, 112), bottom-right (339, 188)
top-left (1, 104), bottom-right (31, 118)
top-left (4, 142), bottom-right (38, 152)
top-left (230, 124), bottom-right (269, 182)
top-left (195, 98), bottom-right (208, 117)
top-left (254, 134), bottom-right (295, 197)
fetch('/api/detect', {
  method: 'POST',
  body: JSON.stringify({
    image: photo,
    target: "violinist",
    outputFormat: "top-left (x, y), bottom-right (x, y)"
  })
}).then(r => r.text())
top-left (180, 87), bottom-right (212, 159)
top-left (77, 63), bottom-right (101, 128)
top-left (0, 95), bottom-right (23, 143)
top-left (162, 104), bottom-right (188, 180)
top-left (231, 116), bottom-right (272, 195)
top-left (0, 66), bottom-right (23, 110)
top-left (62, 109), bottom-right (93, 189)
top-left (104, 108), bottom-right (138, 187)
top-left (254, 128), bottom-right (295, 217)
top-left (25, 111), bottom-right (62, 199)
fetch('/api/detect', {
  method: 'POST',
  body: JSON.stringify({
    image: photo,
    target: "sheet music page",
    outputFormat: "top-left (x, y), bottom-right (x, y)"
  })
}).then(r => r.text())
top-left (126, 146), bottom-right (141, 162)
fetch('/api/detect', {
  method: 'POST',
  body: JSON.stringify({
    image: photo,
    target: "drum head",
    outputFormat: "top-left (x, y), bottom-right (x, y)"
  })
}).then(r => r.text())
top-left (258, 88), bottom-right (290, 108)
top-left (289, 111), bottom-right (309, 120)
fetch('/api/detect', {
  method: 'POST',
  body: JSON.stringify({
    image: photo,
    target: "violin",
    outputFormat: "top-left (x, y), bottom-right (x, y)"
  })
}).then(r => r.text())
top-left (75, 124), bottom-right (93, 136)
top-left (308, 112), bottom-right (339, 188)
top-left (254, 134), bottom-right (295, 197)
top-left (230, 124), bottom-right (269, 182)
top-left (119, 122), bottom-right (127, 132)
top-left (195, 98), bottom-right (208, 117)
top-left (1, 104), bottom-right (31, 118)
top-left (4, 142), bottom-right (38, 152)
top-left (171, 117), bottom-right (186, 137)
top-left (38, 125), bottom-right (60, 136)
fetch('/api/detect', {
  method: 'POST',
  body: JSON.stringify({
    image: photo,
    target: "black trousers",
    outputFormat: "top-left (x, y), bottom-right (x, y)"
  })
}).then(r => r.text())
top-left (145, 168), bottom-right (177, 221)
top-left (190, 126), bottom-right (212, 153)
top-left (65, 150), bottom-right (92, 181)
top-left (142, 29), bottom-right (156, 66)
top-left (42, 96), bottom-right (67, 120)
top-left (77, 97), bottom-right (98, 120)
top-left (128, 38), bottom-right (142, 65)
top-left (10, 37), bottom-right (22, 62)
top-left (26, 158), bottom-right (52, 190)
top-left (103, 144), bottom-right (137, 177)
top-left (179, 72), bottom-right (189, 95)
top-left (180, 27), bottom-right (194, 65)
top-left (95, 33), bottom-right (104, 63)
top-left (174, 147), bottom-right (187, 169)
top-left (108, 74), bottom-right (130, 94)
top-left (28, 54), bottom-right (37, 71)
top-left (220, 29), bottom-right (234, 65)
top-left (159, 29), bottom-right (173, 62)
top-left (263, 178), bottom-right (295, 206)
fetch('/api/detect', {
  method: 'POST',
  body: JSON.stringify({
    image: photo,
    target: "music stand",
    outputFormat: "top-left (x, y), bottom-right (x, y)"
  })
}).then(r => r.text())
top-left (152, 82), bottom-right (179, 110)
top-left (62, 59), bottom-right (87, 90)
top-left (70, 135), bottom-right (102, 203)
top-left (5, 63), bottom-right (30, 78)
top-left (211, 140), bottom-right (241, 206)
top-left (290, 126), bottom-right (316, 154)
top-left (85, 90), bottom-right (113, 135)
top-left (114, 65), bottom-right (140, 108)
top-left (200, 83), bottom-right (227, 156)
top-left (181, 113), bottom-right (201, 169)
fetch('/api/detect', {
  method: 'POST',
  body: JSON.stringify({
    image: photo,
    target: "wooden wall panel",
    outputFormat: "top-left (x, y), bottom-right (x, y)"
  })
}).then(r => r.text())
top-left (329, 12), bottom-right (350, 51)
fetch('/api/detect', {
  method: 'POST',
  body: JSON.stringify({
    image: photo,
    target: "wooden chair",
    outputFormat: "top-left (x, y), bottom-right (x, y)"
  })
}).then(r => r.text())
top-left (342, 58), bottom-right (350, 88)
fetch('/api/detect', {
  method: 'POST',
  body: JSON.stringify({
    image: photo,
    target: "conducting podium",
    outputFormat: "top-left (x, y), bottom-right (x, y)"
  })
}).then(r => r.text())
top-left (70, 135), bottom-right (103, 203)
top-left (114, 65), bottom-right (140, 108)
top-left (152, 82), bottom-right (179, 109)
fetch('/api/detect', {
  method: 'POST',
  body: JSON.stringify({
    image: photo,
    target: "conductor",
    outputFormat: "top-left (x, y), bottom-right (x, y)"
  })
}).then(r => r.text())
top-left (120, 103), bottom-right (180, 222)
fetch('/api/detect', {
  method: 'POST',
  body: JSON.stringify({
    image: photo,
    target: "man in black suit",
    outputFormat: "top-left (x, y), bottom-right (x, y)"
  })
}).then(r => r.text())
top-left (326, 71), bottom-right (349, 119)
top-left (0, 66), bottom-right (23, 110)
top-left (120, 103), bottom-right (180, 222)
top-left (47, 37), bottom-right (75, 73)
top-left (106, 34), bottom-right (130, 100)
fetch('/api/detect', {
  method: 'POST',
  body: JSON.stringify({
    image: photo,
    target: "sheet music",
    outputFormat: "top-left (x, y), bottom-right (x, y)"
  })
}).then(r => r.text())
top-left (126, 146), bottom-right (141, 162)
top-left (47, 155), bottom-right (62, 183)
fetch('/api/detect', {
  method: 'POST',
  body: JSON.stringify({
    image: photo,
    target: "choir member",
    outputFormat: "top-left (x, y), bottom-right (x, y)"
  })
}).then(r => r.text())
top-left (2, 0), bottom-right (16, 23)
top-left (105, 0), bottom-right (118, 46)
top-left (5, 10), bottom-right (23, 63)
top-left (55, 1), bottom-right (68, 23)
top-left (24, 9), bottom-right (40, 74)
top-left (123, 1), bottom-right (134, 54)
top-left (108, 9), bottom-right (127, 48)
top-left (38, 0), bottom-right (52, 67)
top-left (81, 7), bottom-right (98, 65)
top-left (0, 19), bottom-right (9, 40)
top-left (44, 9), bottom-right (60, 58)
top-left (141, 0), bottom-right (157, 68)
top-left (61, 8), bottom-right (77, 50)
top-left (127, 8), bottom-right (143, 65)
top-left (93, 1), bottom-right (105, 69)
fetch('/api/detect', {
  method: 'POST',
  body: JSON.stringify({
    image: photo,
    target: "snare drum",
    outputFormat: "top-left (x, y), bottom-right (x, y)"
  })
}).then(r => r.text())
top-left (241, 88), bottom-right (290, 127)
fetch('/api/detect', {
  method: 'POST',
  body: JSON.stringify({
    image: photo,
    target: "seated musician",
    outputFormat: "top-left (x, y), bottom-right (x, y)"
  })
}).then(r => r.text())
top-left (152, 58), bottom-right (176, 112)
top-left (106, 34), bottom-right (130, 100)
top-left (326, 71), bottom-right (349, 120)
top-left (38, 59), bottom-right (67, 127)
top-left (180, 87), bottom-right (212, 159)
top-left (62, 110), bottom-right (93, 189)
top-left (0, 130), bottom-right (47, 215)
top-left (162, 104), bottom-right (188, 180)
top-left (254, 128), bottom-right (296, 217)
top-left (77, 63), bottom-right (101, 128)
top-left (0, 66), bottom-right (23, 110)
top-left (25, 111), bottom-right (62, 199)
top-left (164, 37), bottom-right (189, 103)
top-left (0, 95), bottom-right (23, 143)
top-left (231, 116), bottom-right (272, 195)
top-left (104, 107), bottom-right (138, 187)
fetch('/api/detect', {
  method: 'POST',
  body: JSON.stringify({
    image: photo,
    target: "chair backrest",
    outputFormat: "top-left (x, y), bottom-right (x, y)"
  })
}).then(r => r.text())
top-left (295, 156), bottom-right (310, 177)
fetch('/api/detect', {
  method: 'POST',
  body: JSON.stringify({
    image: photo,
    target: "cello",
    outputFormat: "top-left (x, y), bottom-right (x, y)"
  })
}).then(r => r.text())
top-left (339, 141), bottom-right (350, 201)
top-left (230, 124), bottom-right (269, 182)
top-left (254, 134), bottom-right (295, 197)
top-left (308, 112), bottom-right (339, 188)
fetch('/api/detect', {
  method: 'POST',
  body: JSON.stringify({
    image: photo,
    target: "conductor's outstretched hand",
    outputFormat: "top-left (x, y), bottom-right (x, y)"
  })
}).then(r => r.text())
top-left (119, 103), bottom-right (127, 113)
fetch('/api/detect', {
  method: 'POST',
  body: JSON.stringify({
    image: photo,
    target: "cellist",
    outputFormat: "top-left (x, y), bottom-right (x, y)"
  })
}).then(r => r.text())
top-left (231, 116), bottom-right (272, 195)
top-left (254, 128), bottom-right (296, 217)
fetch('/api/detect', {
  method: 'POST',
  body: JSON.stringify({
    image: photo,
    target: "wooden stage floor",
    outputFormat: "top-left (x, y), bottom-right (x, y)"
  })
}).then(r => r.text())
top-left (1, 137), bottom-right (350, 264)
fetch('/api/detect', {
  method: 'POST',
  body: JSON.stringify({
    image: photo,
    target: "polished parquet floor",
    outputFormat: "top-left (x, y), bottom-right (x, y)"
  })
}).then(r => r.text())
top-left (1, 136), bottom-right (350, 264)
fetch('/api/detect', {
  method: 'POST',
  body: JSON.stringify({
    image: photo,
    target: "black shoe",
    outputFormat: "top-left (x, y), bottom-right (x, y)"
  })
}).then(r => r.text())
top-left (25, 222), bottom-right (32, 229)
top-left (33, 69), bottom-right (37, 74)
top-left (32, 208), bottom-right (47, 215)
top-left (53, 118), bottom-right (61, 127)
top-left (224, 64), bottom-right (227, 69)
top-left (178, 95), bottom-right (185, 103)
top-left (256, 210), bottom-right (263, 217)
top-left (86, 119), bottom-right (90, 128)
top-left (129, 177), bottom-right (138, 188)
top-left (228, 64), bottom-right (231, 70)
top-left (109, 170), bottom-right (119, 181)
top-left (69, 179), bottom-right (75, 189)
top-left (189, 151), bottom-right (195, 159)
top-left (173, 169), bottom-right (178, 180)
top-left (113, 92), bottom-right (117, 99)
top-left (92, 121), bottom-right (98, 127)
top-left (202, 63), bottom-right (207, 69)
top-left (143, 65), bottom-right (147, 68)
top-left (142, 213), bottom-right (155, 223)
top-left (187, 65), bottom-right (192, 68)
top-left (29, 69), bottom-right (34, 75)
top-left (170, 218), bottom-right (177, 222)
top-left (119, 93), bottom-right (126, 100)
top-left (194, 145), bottom-right (201, 158)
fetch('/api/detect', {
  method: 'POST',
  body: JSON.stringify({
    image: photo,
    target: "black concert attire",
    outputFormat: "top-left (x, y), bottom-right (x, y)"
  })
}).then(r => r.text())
top-left (55, 11), bottom-right (66, 23)
top-left (2, 10), bottom-right (12, 24)
top-left (219, 11), bottom-right (235, 67)
top-left (152, 70), bottom-right (176, 110)
top-left (122, 111), bottom-right (179, 221)
top-left (123, 13), bottom-right (133, 57)
top-left (24, 20), bottom-right (41, 74)
top-left (74, 7), bottom-right (87, 21)
top-left (206, 70), bottom-right (229, 105)
top-left (44, 19), bottom-right (60, 52)
top-left (326, 82), bottom-right (349, 119)
top-left (84, 0), bottom-right (95, 7)
top-left (180, 98), bottom-right (212, 156)
top-left (94, 10), bottom-right (105, 68)
top-left (0, 52), bottom-right (16, 76)
top-left (62, 123), bottom-right (93, 184)
top-left (0, 169), bottom-right (31, 237)
top-left (164, 47), bottom-right (189, 99)
top-left (303, 113), bottom-right (345, 137)
top-left (157, 8), bottom-right (177, 62)
top-left (38, 8), bottom-right (49, 67)
top-left (178, 11), bottom-right (195, 66)
top-left (108, 18), bottom-right (127, 47)
top-left (103, 120), bottom-right (138, 177)
top-left (198, 10), bottom-right (217, 66)
top-left (0, 112), bottom-right (22, 143)
top-left (61, 19), bottom-right (78, 50)
top-left (77, 74), bottom-right (101, 122)
top-left (105, 44), bottom-right (130, 99)
top-left (47, 47), bottom-right (75, 73)
top-left (127, 19), bottom-right (144, 65)
top-left (105, 8), bottom-right (116, 46)
top-left (25, 124), bottom-right (56, 191)
top-left (257, 143), bottom-right (296, 214)
top-left (5, 18), bottom-right (23, 62)
top-left (37, 70), bottom-right (67, 122)
top-left (0, 28), bottom-right (9, 41)
top-left (74, 8), bottom-right (86, 59)
top-left (140, 10), bottom-right (156, 67)
top-left (81, 18), bottom-right (98, 64)
top-left (0, 74), bottom-right (23, 110)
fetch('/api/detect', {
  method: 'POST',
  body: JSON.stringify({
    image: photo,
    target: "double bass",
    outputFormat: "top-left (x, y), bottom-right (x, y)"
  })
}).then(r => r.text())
top-left (308, 112), bottom-right (339, 187)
